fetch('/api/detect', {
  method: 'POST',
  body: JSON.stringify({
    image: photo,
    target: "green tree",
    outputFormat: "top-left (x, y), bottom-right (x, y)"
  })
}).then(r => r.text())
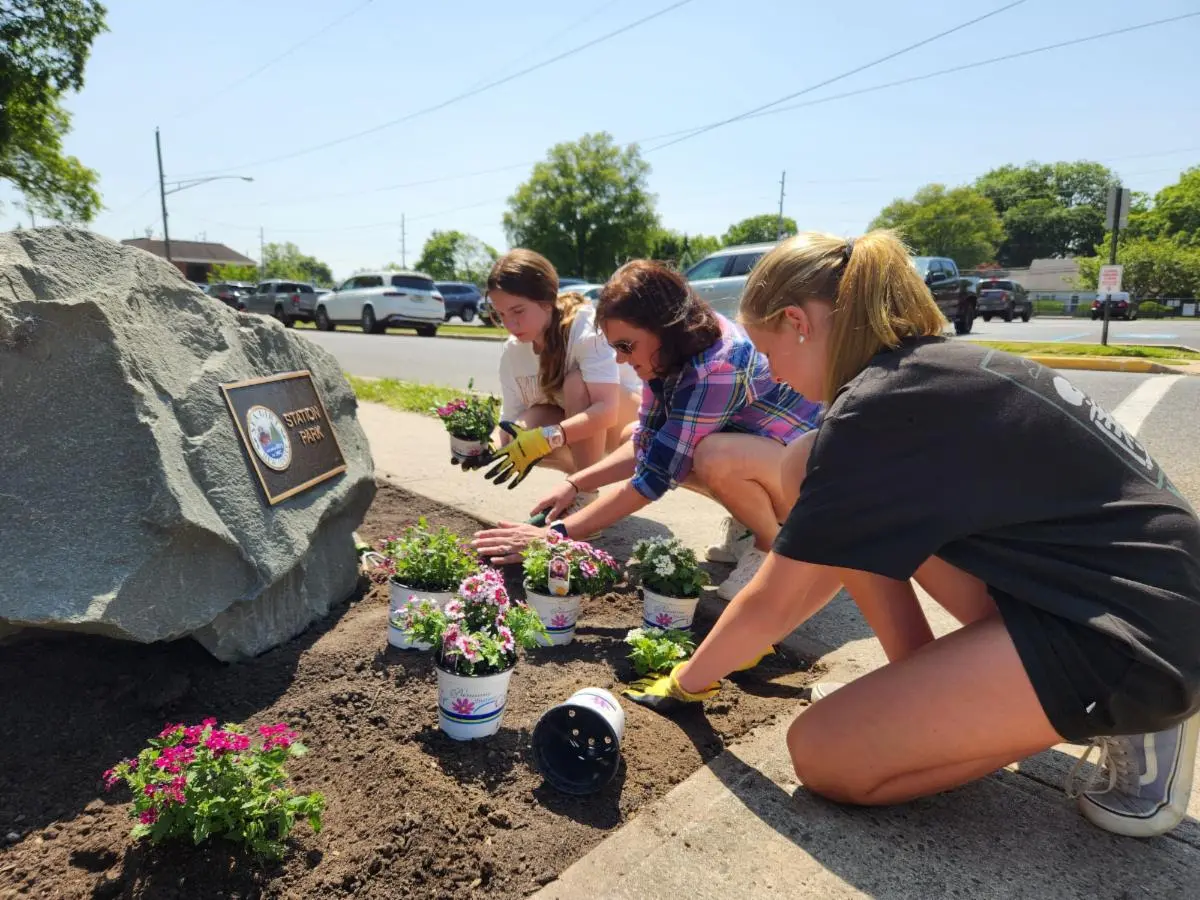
top-left (648, 228), bottom-right (721, 269)
top-left (870, 184), bottom-right (1002, 269)
top-left (504, 132), bottom-right (658, 280)
top-left (1077, 237), bottom-right (1200, 298)
top-left (413, 230), bottom-right (498, 284)
top-left (209, 263), bottom-right (257, 283)
top-left (1150, 166), bottom-right (1200, 246)
top-left (261, 242), bottom-right (333, 285)
top-left (0, 1), bottom-right (107, 222)
top-left (721, 214), bottom-right (796, 246)
top-left (973, 162), bottom-right (1117, 265)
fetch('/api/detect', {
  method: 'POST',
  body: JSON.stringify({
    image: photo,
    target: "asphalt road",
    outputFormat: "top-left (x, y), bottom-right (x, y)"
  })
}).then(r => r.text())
top-left (300, 330), bottom-right (1200, 509)
top-left (964, 316), bottom-right (1200, 347)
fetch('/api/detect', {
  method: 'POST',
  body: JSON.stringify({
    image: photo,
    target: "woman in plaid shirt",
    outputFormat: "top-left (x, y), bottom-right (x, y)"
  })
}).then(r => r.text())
top-left (473, 260), bottom-right (823, 597)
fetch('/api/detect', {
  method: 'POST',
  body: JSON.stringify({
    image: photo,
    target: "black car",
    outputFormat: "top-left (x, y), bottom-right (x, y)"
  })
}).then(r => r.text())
top-left (434, 282), bottom-right (483, 323)
top-left (911, 257), bottom-right (978, 335)
top-left (208, 281), bottom-right (254, 310)
top-left (1091, 293), bottom-right (1137, 321)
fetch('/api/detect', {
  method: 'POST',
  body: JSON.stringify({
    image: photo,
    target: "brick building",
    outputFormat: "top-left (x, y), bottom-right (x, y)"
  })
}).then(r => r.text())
top-left (122, 238), bottom-right (256, 284)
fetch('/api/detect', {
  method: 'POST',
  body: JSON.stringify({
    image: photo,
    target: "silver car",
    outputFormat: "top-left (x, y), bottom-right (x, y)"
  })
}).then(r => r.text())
top-left (685, 242), bottom-right (777, 319)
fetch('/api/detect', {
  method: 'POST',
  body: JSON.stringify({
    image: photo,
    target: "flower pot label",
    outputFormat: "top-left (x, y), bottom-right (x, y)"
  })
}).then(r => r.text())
top-left (220, 371), bottom-right (347, 506)
top-left (548, 554), bottom-right (571, 597)
top-left (437, 667), bottom-right (514, 740)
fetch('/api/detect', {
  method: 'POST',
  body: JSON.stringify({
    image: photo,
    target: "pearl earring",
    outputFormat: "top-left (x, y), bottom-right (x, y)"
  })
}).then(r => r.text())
top-left (797, 333), bottom-right (806, 345)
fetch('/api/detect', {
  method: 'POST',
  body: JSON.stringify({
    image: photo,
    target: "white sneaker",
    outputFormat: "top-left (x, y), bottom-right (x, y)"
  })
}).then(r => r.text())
top-left (717, 548), bottom-right (767, 600)
top-left (1068, 710), bottom-right (1199, 838)
top-left (565, 490), bottom-right (601, 539)
top-left (706, 516), bottom-right (755, 563)
top-left (801, 682), bottom-right (845, 702)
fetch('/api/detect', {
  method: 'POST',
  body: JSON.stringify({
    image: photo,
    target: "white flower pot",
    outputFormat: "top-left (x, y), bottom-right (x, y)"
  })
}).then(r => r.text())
top-left (641, 587), bottom-right (700, 630)
top-left (525, 586), bottom-right (582, 646)
top-left (449, 435), bottom-right (488, 464)
top-left (388, 582), bottom-right (455, 650)
top-left (437, 665), bottom-right (514, 740)
top-left (532, 688), bottom-right (626, 794)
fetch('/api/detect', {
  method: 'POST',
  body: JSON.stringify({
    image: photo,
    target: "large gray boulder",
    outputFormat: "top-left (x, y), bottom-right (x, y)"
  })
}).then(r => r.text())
top-left (0, 228), bottom-right (376, 660)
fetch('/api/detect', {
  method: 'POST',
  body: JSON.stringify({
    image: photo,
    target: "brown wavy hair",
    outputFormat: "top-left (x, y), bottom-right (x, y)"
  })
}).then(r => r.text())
top-left (487, 249), bottom-right (587, 401)
top-left (595, 260), bottom-right (721, 377)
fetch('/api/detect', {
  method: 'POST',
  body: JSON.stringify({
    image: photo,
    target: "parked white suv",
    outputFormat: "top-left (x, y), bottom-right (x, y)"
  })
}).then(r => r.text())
top-left (315, 271), bottom-right (445, 336)
top-left (685, 242), bottom-right (777, 319)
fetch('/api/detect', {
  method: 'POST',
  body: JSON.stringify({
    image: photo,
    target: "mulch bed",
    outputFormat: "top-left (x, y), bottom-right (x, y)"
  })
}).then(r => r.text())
top-left (0, 483), bottom-right (816, 899)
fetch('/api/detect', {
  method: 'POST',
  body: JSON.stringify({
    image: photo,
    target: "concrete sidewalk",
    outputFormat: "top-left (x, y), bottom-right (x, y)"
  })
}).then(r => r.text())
top-left (357, 401), bottom-right (1200, 898)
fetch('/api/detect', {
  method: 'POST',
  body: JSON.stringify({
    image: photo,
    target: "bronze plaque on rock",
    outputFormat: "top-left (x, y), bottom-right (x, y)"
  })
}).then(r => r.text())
top-left (220, 370), bottom-right (347, 505)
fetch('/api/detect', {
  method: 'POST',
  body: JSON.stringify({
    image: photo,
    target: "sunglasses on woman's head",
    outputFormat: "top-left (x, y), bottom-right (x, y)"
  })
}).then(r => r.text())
top-left (609, 339), bottom-right (635, 355)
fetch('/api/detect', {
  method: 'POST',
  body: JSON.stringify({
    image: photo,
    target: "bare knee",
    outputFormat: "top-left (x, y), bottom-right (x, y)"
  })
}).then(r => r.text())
top-left (787, 706), bottom-right (878, 806)
top-left (562, 369), bottom-right (591, 415)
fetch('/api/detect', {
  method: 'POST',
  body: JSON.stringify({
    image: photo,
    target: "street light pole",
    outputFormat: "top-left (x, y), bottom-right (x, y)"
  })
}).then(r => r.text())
top-left (156, 127), bottom-right (172, 263)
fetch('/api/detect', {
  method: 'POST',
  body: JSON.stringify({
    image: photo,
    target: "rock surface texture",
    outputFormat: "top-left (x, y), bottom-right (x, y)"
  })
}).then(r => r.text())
top-left (0, 228), bottom-right (376, 660)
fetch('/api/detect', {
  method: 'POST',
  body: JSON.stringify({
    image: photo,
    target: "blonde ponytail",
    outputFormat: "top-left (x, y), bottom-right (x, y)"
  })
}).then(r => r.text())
top-left (740, 229), bottom-right (947, 400)
top-left (538, 291), bottom-right (587, 401)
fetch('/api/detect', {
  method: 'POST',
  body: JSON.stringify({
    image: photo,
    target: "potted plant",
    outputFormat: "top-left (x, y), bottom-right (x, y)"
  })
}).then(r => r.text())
top-left (522, 533), bottom-right (620, 646)
top-left (399, 569), bottom-right (547, 740)
top-left (378, 519), bottom-right (480, 650)
top-left (433, 379), bottom-right (498, 466)
top-left (624, 626), bottom-right (696, 677)
top-left (627, 537), bottom-right (710, 630)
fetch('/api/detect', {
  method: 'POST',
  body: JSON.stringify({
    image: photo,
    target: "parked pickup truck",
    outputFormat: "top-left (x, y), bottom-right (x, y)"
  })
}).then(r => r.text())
top-left (244, 279), bottom-right (319, 327)
top-left (911, 257), bottom-right (978, 335)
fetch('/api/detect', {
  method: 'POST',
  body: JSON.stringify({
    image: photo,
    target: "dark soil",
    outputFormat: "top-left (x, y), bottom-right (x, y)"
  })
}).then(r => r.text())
top-left (0, 483), bottom-right (815, 900)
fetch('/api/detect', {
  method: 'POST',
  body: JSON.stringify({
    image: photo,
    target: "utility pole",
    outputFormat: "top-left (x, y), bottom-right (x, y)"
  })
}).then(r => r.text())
top-left (259, 227), bottom-right (265, 279)
top-left (155, 127), bottom-right (172, 263)
top-left (776, 170), bottom-right (787, 240)
top-left (400, 214), bottom-right (407, 268)
top-left (1100, 185), bottom-right (1127, 348)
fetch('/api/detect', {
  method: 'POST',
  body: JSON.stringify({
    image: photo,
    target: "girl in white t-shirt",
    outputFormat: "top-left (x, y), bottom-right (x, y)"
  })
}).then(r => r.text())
top-left (482, 249), bottom-right (640, 501)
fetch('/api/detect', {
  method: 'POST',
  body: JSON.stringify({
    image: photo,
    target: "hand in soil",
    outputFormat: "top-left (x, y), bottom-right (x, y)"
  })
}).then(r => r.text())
top-left (622, 665), bottom-right (719, 713)
top-left (472, 521), bottom-right (548, 566)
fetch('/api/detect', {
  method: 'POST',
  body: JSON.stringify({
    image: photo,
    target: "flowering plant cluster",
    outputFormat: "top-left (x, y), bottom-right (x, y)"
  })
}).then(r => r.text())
top-left (433, 379), bottom-right (498, 442)
top-left (627, 536), bottom-right (710, 598)
top-left (396, 569), bottom-right (547, 676)
top-left (522, 532), bottom-right (620, 596)
top-left (102, 719), bottom-right (324, 860)
top-left (624, 627), bottom-right (696, 676)
top-left (378, 517), bottom-right (480, 592)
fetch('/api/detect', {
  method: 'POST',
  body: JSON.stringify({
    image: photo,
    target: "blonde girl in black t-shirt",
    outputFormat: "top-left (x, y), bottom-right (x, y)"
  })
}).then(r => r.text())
top-left (623, 229), bottom-right (1200, 838)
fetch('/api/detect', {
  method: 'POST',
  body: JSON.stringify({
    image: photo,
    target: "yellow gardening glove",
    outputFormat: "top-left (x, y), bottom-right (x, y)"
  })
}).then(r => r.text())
top-left (622, 664), bottom-right (719, 714)
top-left (734, 646), bottom-right (776, 672)
top-left (482, 421), bottom-right (557, 489)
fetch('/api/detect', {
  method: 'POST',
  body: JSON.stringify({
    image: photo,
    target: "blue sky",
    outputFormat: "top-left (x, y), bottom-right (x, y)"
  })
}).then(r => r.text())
top-left (4, 0), bottom-right (1198, 279)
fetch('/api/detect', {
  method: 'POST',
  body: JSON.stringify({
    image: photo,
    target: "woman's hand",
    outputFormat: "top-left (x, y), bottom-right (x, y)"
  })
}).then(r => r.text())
top-left (531, 480), bottom-right (579, 521)
top-left (471, 522), bottom-right (549, 566)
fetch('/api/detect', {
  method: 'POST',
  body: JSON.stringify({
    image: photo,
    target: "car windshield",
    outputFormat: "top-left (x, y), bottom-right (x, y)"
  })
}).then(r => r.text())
top-left (911, 258), bottom-right (931, 275)
top-left (391, 275), bottom-right (435, 291)
top-left (982, 280), bottom-right (1013, 292)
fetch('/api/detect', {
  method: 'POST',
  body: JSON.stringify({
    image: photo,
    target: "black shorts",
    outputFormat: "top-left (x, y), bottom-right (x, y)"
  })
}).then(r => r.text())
top-left (993, 589), bottom-right (1198, 742)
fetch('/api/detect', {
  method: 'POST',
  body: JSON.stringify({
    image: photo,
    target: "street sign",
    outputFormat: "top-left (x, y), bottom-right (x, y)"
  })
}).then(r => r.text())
top-left (1098, 264), bottom-right (1123, 294)
top-left (1106, 186), bottom-right (1130, 229)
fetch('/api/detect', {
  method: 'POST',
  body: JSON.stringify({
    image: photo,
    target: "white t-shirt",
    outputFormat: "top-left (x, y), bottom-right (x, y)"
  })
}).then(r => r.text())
top-left (498, 304), bottom-right (641, 421)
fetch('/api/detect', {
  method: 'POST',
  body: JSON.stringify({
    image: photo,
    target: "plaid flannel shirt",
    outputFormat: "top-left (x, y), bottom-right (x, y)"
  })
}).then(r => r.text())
top-left (631, 316), bottom-right (823, 501)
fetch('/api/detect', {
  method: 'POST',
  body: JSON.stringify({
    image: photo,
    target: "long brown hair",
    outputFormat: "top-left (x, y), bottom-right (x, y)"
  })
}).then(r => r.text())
top-left (739, 230), bottom-right (947, 400)
top-left (487, 249), bottom-right (586, 400)
top-left (595, 260), bottom-right (721, 378)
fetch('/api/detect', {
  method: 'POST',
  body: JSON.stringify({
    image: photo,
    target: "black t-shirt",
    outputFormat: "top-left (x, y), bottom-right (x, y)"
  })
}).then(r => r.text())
top-left (775, 337), bottom-right (1200, 683)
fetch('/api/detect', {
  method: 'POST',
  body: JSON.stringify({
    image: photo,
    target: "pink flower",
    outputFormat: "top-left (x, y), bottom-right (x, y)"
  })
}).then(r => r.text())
top-left (545, 530), bottom-right (564, 546)
top-left (580, 559), bottom-right (599, 579)
top-left (102, 768), bottom-right (119, 791)
top-left (259, 722), bottom-right (299, 751)
top-left (443, 599), bottom-right (465, 619)
top-left (655, 612), bottom-right (674, 627)
top-left (451, 697), bottom-right (476, 716)
top-left (157, 723), bottom-right (183, 740)
top-left (204, 729), bottom-right (249, 757)
top-left (154, 745), bottom-right (195, 774)
top-left (550, 613), bottom-right (572, 628)
top-left (143, 784), bottom-right (157, 798)
top-left (497, 626), bottom-right (515, 653)
top-left (139, 809), bottom-right (158, 825)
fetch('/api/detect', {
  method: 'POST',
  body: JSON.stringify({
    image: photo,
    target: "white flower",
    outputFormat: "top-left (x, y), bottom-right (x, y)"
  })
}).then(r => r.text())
top-left (653, 557), bottom-right (676, 577)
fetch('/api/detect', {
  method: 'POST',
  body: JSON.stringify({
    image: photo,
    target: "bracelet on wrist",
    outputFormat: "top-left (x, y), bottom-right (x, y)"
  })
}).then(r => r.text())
top-left (564, 477), bottom-right (581, 494)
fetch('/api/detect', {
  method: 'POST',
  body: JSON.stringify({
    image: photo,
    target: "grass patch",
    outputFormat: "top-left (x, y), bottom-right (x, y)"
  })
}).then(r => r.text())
top-left (292, 321), bottom-right (506, 340)
top-left (347, 376), bottom-right (463, 416)
top-left (975, 341), bottom-right (1200, 363)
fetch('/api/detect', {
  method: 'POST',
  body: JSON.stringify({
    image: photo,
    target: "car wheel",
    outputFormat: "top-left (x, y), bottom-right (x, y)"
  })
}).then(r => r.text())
top-left (1020, 307), bottom-right (1031, 322)
top-left (362, 306), bottom-right (380, 334)
top-left (1002, 304), bottom-right (1014, 323)
top-left (274, 304), bottom-right (294, 328)
top-left (954, 303), bottom-right (975, 336)
top-left (316, 306), bottom-right (333, 331)
top-left (981, 313), bottom-right (993, 322)
top-left (416, 325), bottom-right (438, 338)
top-left (460, 305), bottom-right (476, 324)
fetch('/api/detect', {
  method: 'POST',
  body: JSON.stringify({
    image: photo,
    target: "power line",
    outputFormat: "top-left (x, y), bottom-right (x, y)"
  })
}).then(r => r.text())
top-left (170, 0), bottom-right (375, 123)
top-left (647, 0), bottom-right (1029, 152)
top-left (176, 0), bottom-right (695, 178)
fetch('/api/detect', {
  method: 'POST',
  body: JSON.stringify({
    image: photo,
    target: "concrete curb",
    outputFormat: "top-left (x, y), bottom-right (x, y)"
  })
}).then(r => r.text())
top-left (1025, 355), bottom-right (1183, 374)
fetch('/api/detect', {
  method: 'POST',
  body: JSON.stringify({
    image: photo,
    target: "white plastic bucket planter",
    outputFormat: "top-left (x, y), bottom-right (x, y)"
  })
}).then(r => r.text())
top-left (388, 582), bottom-right (455, 650)
top-left (532, 688), bottom-right (625, 794)
top-left (436, 665), bottom-right (514, 740)
top-left (449, 435), bottom-right (488, 465)
top-left (525, 587), bottom-right (582, 646)
top-left (641, 587), bottom-right (700, 630)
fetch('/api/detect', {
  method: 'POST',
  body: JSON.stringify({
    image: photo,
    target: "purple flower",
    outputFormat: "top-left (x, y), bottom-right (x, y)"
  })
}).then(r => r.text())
top-left (550, 613), bottom-right (572, 628)
top-left (655, 612), bottom-right (674, 627)
top-left (139, 808), bottom-right (158, 825)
